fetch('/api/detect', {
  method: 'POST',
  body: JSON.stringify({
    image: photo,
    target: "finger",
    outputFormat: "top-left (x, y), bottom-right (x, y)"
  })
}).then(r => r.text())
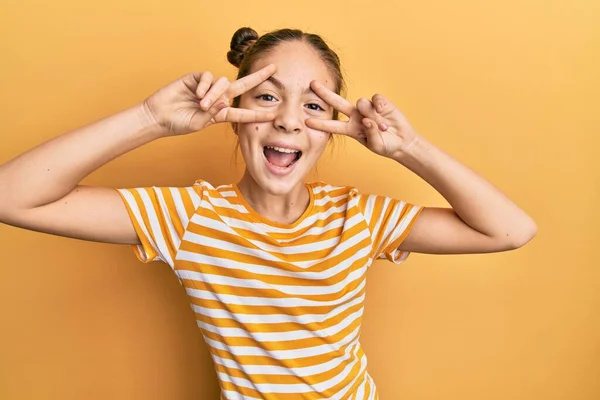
top-left (356, 98), bottom-right (388, 131)
top-left (373, 93), bottom-right (409, 127)
top-left (196, 71), bottom-right (214, 98)
top-left (227, 64), bottom-right (277, 98)
top-left (200, 77), bottom-right (230, 111)
top-left (216, 107), bottom-right (276, 123)
top-left (371, 93), bottom-right (396, 116)
top-left (181, 72), bottom-right (202, 92)
top-left (305, 118), bottom-right (355, 136)
top-left (310, 81), bottom-right (355, 117)
top-left (188, 101), bottom-right (227, 130)
top-left (207, 100), bottom-right (229, 116)
top-left (362, 117), bottom-right (383, 146)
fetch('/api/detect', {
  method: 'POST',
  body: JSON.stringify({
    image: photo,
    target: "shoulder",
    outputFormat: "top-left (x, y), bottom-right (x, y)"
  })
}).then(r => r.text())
top-left (307, 181), bottom-right (362, 208)
top-left (192, 179), bottom-right (235, 199)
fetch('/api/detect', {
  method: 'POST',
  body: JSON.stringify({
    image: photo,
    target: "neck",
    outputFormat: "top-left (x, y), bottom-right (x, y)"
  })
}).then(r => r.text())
top-left (237, 170), bottom-right (310, 225)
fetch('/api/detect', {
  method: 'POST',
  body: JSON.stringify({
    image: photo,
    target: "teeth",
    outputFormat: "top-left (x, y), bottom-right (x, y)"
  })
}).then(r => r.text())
top-left (266, 146), bottom-right (299, 154)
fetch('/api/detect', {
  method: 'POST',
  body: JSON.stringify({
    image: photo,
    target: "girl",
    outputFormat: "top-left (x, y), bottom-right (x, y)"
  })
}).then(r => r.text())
top-left (0, 27), bottom-right (536, 399)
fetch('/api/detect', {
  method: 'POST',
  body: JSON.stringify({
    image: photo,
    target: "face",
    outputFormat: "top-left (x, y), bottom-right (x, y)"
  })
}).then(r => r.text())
top-left (236, 41), bottom-right (336, 196)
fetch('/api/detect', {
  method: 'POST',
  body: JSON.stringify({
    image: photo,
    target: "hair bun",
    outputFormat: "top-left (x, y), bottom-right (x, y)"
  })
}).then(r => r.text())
top-left (227, 27), bottom-right (259, 68)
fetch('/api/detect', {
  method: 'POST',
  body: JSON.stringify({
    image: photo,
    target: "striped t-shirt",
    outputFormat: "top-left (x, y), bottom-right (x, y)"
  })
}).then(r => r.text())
top-left (117, 180), bottom-right (422, 399)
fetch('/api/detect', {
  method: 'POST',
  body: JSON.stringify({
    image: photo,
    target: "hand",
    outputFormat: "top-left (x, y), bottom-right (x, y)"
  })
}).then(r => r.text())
top-left (143, 64), bottom-right (277, 136)
top-left (305, 81), bottom-right (420, 161)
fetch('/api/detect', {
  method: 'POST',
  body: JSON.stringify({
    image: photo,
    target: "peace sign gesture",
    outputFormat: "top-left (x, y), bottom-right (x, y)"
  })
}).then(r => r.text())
top-left (305, 81), bottom-right (420, 161)
top-left (144, 64), bottom-right (277, 136)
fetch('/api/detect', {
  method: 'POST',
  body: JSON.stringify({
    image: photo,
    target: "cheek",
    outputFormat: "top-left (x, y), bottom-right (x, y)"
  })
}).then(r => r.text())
top-left (309, 131), bottom-right (331, 154)
top-left (237, 123), bottom-right (272, 149)
top-left (238, 123), bottom-right (258, 137)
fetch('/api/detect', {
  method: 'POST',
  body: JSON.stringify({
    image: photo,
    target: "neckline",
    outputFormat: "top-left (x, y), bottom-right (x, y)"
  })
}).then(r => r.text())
top-left (231, 182), bottom-right (316, 229)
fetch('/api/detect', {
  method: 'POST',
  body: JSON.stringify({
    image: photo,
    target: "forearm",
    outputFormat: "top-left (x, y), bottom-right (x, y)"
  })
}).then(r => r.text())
top-left (397, 136), bottom-right (537, 243)
top-left (0, 103), bottom-right (165, 211)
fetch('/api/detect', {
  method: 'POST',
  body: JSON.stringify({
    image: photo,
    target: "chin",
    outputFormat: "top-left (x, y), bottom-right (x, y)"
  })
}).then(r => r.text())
top-left (257, 160), bottom-right (308, 195)
top-left (255, 176), bottom-right (303, 196)
top-left (247, 150), bottom-right (311, 195)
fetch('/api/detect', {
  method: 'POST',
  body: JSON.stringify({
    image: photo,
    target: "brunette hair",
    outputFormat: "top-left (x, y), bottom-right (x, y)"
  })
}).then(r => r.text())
top-left (227, 27), bottom-right (345, 120)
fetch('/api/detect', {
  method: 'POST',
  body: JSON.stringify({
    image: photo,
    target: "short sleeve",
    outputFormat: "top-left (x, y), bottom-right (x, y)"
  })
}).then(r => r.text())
top-left (115, 185), bottom-right (203, 267)
top-left (356, 192), bottom-right (423, 264)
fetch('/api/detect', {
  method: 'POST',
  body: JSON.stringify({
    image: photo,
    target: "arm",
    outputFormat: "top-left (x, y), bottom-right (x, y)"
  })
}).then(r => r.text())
top-left (0, 104), bottom-right (161, 244)
top-left (395, 135), bottom-right (537, 254)
top-left (0, 66), bottom-right (277, 245)
top-left (306, 82), bottom-right (537, 255)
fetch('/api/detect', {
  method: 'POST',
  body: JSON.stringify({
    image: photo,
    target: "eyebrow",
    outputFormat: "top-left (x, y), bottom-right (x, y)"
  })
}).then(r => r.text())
top-left (266, 76), bottom-right (315, 95)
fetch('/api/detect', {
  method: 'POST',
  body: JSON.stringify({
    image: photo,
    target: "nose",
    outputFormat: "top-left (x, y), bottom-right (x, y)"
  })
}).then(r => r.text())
top-left (273, 103), bottom-right (302, 134)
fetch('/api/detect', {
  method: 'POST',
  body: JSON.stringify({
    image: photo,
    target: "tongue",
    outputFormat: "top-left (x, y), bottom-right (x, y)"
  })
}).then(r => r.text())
top-left (264, 148), bottom-right (297, 167)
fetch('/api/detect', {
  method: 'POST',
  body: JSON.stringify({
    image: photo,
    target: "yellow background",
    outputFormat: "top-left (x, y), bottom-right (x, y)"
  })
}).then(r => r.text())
top-left (1, 0), bottom-right (598, 399)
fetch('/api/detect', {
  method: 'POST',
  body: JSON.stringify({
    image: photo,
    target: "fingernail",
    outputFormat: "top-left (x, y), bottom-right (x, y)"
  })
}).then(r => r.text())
top-left (379, 123), bottom-right (388, 131)
top-left (365, 121), bottom-right (372, 128)
top-left (202, 99), bottom-right (211, 108)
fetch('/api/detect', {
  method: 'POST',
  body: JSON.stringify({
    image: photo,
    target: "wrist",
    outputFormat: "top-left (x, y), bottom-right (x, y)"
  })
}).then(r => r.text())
top-left (392, 133), bottom-right (428, 166)
top-left (137, 101), bottom-right (170, 139)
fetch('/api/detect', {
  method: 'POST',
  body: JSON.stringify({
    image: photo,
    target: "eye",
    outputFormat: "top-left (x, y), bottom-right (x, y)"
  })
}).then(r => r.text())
top-left (256, 94), bottom-right (277, 102)
top-left (306, 103), bottom-right (325, 112)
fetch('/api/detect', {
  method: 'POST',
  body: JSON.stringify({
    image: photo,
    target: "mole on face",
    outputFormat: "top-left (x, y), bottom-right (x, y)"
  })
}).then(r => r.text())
top-left (255, 126), bottom-right (259, 131)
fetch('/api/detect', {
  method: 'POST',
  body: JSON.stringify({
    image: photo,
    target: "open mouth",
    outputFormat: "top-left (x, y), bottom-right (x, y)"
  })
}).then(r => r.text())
top-left (263, 145), bottom-right (302, 169)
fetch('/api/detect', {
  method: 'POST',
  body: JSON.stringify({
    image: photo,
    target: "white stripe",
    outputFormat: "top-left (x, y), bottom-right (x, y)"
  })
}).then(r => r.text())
top-left (117, 189), bottom-right (161, 262)
top-left (354, 377), bottom-right (366, 400)
top-left (206, 194), bottom-right (249, 213)
top-left (247, 214), bottom-right (365, 257)
top-left (169, 188), bottom-right (189, 228)
top-left (186, 186), bottom-right (203, 209)
top-left (204, 325), bottom-right (360, 359)
top-left (191, 292), bottom-right (366, 325)
top-left (386, 205), bottom-right (420, 248)
top-left (212, 202), bottom-right (353, 235)
top-left (261, 202), bottom-right (351, 234)
top-left (188, 200), bottom-right (354, 236)
top-left (192, 213), bottom-right (269, 235)
top-left (188, 213), bottom-right (367, 262)
top-left (178, 244), bottom-right (371, 280)
top-left (186, 215), bottom-right (368, 264)
top-left (178, 264), bottom-right (366, 296)
top-left (324, 353), bottom-right (368, 399)
top-left (276, 215), bottom-right (346, 243)
top-left (214, 339), bottom-right (362, 394)
top-left (185, 278), bottom-right (365, 307)
top-left (363, 195), bottom-right (377, 227)
top-left (197, 307), bottom-right (363, 342)
top-left (385, 206), bottom-right (421, 263)
top-left (153, 188), bottom-right (182, 248)
top-left (211, 339), bottom-right (360, 377)
top-left (367, 373), bottom-right (377, 400)
top-left (376, 201), bottom-right (405, 255)
top-left (183, 231), bottom-right (285, 262)
top-left (218, 189), bottom-right (237, 198)
top-left (371, 197), bottom-right (391, 245)
top-left (292, 229), bottom-right (370, 268)
top-left (312, 184), bottom-right (339, 194)
top-left (313, 193), bottom-right (349, 207)
top-left (141, 188), bottom-right (176, 266)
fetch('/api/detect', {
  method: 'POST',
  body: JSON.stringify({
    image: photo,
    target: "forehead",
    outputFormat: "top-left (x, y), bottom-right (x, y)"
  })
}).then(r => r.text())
top-left (249, 41), bottom-right (336, 92)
